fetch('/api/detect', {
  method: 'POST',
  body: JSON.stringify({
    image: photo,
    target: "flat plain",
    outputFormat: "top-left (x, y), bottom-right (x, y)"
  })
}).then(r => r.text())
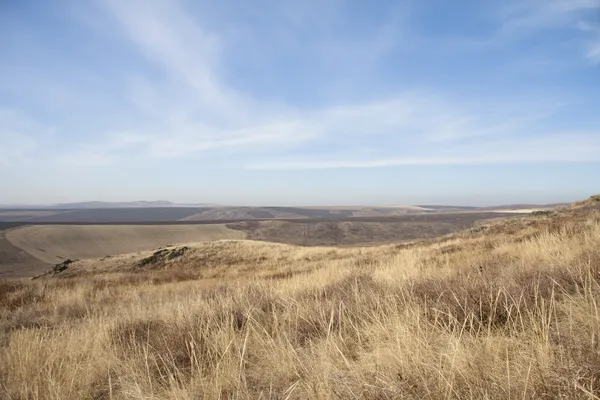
top-left (0, 204), bottom-right (530, 223)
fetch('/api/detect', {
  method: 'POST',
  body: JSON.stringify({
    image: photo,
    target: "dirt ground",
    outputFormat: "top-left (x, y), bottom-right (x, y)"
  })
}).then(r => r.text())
top-left (5, 225), bottom-right (245, 265)
top-left (0, 231), bottom-right (49, 278)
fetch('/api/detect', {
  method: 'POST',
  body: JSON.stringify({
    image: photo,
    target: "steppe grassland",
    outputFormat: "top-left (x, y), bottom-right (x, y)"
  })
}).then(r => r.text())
top-left (1, 202), bottom-right (600, 399)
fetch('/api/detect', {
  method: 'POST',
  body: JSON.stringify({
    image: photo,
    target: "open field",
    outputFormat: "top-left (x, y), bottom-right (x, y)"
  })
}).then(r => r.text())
top-left (0, 211), bottom-right (61, 222)
top-left (227, 220), bottom-right (457, 246)
top-left (0, 212), bottom-right (521, 278)
top-left (227, 211), bottom-right (523, 246)
top-left (0, 212), bottom-right (523, 277)
top-left (0, 207), bottom-right (209, 223)
top-left (1, 198), bottom-right (599, 398)
top-left (0, 203), bottom-right (551, 223)
top-left (0, 231), bottom-right (48, 278)
top-left (5, 225), bottom-right (245, 265)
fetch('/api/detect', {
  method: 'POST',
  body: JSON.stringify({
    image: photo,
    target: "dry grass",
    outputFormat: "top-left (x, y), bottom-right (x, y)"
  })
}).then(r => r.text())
top-left (1, 200), bottom-right (600, 399)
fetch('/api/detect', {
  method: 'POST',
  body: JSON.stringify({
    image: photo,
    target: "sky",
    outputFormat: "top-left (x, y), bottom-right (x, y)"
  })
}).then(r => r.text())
top-left (1, 0), bottom-right (599, 206)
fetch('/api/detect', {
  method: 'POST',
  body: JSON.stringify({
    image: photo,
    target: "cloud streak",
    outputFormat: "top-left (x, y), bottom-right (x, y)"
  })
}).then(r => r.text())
top-left (101, 0), bottom-right (233, 116)
top-left (587, 39), bottom-right (600, 61)
top-left (496, 0), bottom-right (600, 65)
top-left (499, 0), bottom-right (600, 32)
top-left (65, 89), bottom-right (565, 167)
top-left (0, 109), bottom-right (50, 167)
top-left (248, 132), bottom-right (600, 170)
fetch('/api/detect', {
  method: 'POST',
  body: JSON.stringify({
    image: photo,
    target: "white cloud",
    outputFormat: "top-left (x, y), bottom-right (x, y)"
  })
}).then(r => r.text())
top-left (496, 0), bottom-right (600, 64)
top-left (89, 0), bottom-right (315, 161)
top-left (248, 133), bottom-right (600, 170)
top-left (577, 21), bottom-right (600, 62)
top-left (588, 41), bottom-right (600, 61)
top-left (63, 77), bottom-right (586, 168)
top-left (0, 109), bottom-right (50, 167)
top-left (500, 0), bottom-right (600, 33)
top-left (102, 1), bottom-right (218, 96)
top-left (556, 0), bottom-right (600, 11)
top-left (68, 89), bottom-right (560, 165)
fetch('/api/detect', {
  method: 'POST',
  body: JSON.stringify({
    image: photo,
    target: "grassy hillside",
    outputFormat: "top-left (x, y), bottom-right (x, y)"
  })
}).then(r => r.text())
top-left (1, 198), bottom-right (600, 399)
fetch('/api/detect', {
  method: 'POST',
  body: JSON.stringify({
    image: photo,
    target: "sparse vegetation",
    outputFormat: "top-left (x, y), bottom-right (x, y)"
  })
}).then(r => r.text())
top-left (581, 194), bottom-right (600, 206)
top-left (531, 210), bottom-right (554, 216)
top-left (1, 200), bottom-right (600, 398)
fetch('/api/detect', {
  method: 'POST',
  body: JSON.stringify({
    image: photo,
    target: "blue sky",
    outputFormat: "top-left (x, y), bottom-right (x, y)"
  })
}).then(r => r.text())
top-left (1, 0), bottom-right (599, 206)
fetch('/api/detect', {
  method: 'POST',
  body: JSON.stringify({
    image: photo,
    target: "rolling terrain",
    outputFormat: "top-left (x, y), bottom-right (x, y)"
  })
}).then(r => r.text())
top-left (5, 225), bottom-right (245, 265)
top-left (227, 220), bottom-right (457, 246)
top-left (0, 211), bottom-right (524, 277)
top-left (0, 211), bottom-right (62, 222)
top-left (0, 207), bottom-right (209, 223)
top-left (1, 197), bottom-right (599, 398)
top-left (225, 211), bottom-right (531, 246)
top-left (0, 203), bottom-right (554, 223)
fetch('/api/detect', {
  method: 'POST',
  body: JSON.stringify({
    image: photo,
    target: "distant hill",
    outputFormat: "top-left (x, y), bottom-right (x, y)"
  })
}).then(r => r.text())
top-left (0, 201), bottom-right (217, 209)
top-left (0, 201), bottom-right (571, 223)
top-left (51, 201), bottom-right (177, 209)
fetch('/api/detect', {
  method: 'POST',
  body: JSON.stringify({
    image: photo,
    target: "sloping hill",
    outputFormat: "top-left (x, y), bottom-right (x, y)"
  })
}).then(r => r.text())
top-left (0, 231), bottom-right (49, 278)
top-left (2, 196), bottom-right (600, 399)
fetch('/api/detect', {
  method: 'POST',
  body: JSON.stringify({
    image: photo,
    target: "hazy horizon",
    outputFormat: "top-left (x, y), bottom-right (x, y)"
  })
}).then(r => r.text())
top-left (0, 193), bottom-right (587, 208)
top-left (1, 1), bottom-right (599, 205)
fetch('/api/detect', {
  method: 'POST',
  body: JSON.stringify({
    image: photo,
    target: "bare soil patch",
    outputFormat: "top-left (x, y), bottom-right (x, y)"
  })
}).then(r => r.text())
top-left (6, 224), bottom-right (245, 264)
top-left (0, 232), bottom-right (49, 278)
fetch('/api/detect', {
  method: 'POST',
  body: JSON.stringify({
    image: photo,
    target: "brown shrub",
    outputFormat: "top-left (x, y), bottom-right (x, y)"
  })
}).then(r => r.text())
top-left (0, 281), bottom-right (46, 311)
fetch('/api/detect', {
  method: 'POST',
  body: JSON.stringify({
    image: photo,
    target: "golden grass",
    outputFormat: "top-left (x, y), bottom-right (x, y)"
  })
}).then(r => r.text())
top-left (1, 202), bottom-right (600, 399)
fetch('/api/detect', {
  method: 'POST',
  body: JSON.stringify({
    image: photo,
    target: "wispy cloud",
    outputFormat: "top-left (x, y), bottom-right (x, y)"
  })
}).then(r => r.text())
top-left (499, 0), bottom-right (600, 33)
top-left (101, 0), bottom-right (236, 119)
top-left (248, 133), bottom-right (600, 170)
top-left (583, 23), bottom-right (600, 62)
top-left (3, 0), bottom-right (599, 171)
top-left (495, 0), bottom-right (600, 64)
top-left (589, 42), bottom-right (600, 61)
top-left (76, 0), bottom-right (313, 164)
top-left (0, 109), bottom-right (51, 167)
top-left (573, 14), bottom-right (600, 62)
top-left (65, 88), bottom-right (563, 168)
